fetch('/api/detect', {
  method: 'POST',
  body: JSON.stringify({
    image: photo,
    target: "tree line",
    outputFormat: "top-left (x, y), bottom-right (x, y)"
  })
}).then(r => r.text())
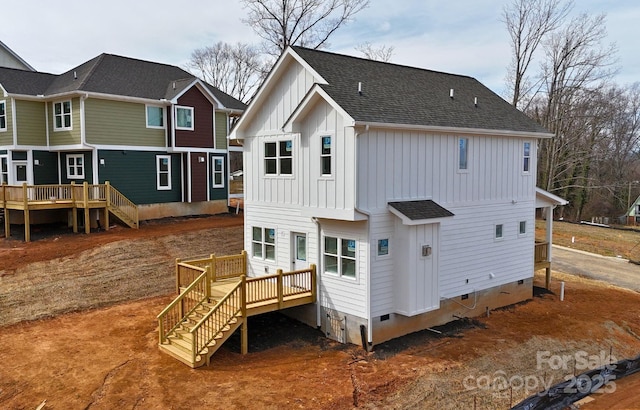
top-left (188, 0), bottom-right (638, 222)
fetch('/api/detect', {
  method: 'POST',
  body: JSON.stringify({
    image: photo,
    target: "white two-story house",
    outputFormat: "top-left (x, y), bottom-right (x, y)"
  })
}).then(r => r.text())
top-left (230, 46), bottom-right (562, 346)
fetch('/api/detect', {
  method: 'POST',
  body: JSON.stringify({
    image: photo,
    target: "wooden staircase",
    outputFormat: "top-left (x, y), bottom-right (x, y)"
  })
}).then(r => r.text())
top-left (157, 253), bottom-right (316, 368)
top-left (159, 299), bottom-right (243, 368)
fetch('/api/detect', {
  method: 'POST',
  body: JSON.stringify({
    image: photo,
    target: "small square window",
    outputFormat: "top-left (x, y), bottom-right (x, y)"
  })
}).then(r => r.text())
top-left (146, 105), bottom-right (164, 128)
top-left (66, 154), bottom-right (84, 179)
top-left (175, 106), bottom-right (194, 130)
top-left (377, 238), bottom-right (389, 257)
top-left (252, 226), bottom-right (275, 261)
top-left (519, 221), bottom-right (527, 235)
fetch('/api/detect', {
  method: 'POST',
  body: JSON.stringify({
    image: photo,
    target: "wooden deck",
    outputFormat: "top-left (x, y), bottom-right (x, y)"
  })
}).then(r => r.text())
top-left (1, 182), bottom-right (138, 241)
top-left (158, 252), bottom-right (316, 368)
top-left (534, 241), bottom-right (552, 288)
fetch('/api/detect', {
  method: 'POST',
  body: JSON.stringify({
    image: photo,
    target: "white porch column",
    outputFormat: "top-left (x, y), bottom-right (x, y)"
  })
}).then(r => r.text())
top-left (545, 206), bottom-right (553, 261)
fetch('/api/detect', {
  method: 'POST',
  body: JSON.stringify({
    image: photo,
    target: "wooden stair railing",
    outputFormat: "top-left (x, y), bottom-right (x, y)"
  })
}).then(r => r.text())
top-left (106, 182), bottom-right (139, 229)
top-left (190, 276), bottom-right (245, 366)
top-left (158, 266), bottom-right (209, 345)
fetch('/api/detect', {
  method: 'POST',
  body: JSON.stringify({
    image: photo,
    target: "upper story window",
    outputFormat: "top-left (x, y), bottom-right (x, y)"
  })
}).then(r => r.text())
top-left (523, 142), bottom-right (531, 173)
top-left (0, 100), bottom-right (6, 131)
top-left (175, 106), bottom-right (194, 130)
top-left (146, 105), bottom-right (164, 128)
top-left (323, 236), bottom-right (357, 279)
top-left (156, 155), bottom-right (171, 190)
top-left (54, 100), bottom-right (72, 131)
top-left (265, 140), bottom-right (293, 176)
top-left (495, 224), bottom-right (504, 239)
top-left (458, 137), bottom-right (469, 171)
top-left (212, 156), bottom-right (225, 188)
top-left (321, 136), bottom-right (332, 175)
top-left (66, 154), bottom-right (84, 179)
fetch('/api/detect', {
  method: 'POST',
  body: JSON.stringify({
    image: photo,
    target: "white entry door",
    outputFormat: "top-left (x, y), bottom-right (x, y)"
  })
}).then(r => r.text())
top-left (292, 233), bottom-right (308, 271)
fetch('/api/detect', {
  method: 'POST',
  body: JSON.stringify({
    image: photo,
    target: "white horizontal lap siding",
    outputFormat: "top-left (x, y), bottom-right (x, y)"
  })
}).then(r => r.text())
top-left (297, 100), bottom-right (354, 212)
top-left (438, 202), bottom-right (535, 298)
top-left (369, 212), bottom-right (395, 316)
top-left (357, 130), bottom-right (537, 211)
top-left (244, 205), bottom-right (317, 277)
top-left (246, 61), bottom-right (315, 136)
top-left (319, 220), bottom-right (368, 318)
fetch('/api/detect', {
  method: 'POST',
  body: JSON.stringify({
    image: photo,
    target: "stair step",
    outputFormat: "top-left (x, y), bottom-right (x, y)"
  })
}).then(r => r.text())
top-left (159, 343), bottom-right (202, 367)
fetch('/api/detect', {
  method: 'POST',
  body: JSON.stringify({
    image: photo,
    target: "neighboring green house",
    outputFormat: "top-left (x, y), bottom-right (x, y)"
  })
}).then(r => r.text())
top-left (0, 53), bottom-right (245, 222)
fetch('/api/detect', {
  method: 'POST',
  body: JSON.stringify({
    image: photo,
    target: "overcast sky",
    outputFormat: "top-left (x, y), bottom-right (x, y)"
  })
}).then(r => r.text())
top-left (3, 0), bottom-right (638, 97)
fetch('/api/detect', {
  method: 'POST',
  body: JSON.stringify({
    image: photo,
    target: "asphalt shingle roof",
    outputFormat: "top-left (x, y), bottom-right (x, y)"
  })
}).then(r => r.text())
top-left (0, 54), bottom-right (245, 111)
top-left (291, 46), bottom-right (549, 134)
top-left (388, 200), bottom-right (454, 220)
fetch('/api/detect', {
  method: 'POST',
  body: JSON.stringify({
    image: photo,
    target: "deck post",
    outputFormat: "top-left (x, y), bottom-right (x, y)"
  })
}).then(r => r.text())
top-left (241, 250), bottom-right (247, 275)
top-left (277, 269), bottom-right (284, 310)
top-left (83, 182), bottom-right (90, 234)
top-left (310, 264), bottom-right (317, 302)
top-left (71, 182), bottom-right (78, 233)
top-left (545, 267), bottom-right (551, 290)
top-left (2, 184), bottom-right (8, 238)
top-left (241, 275), bottom-right (248, 355)
top-left (210, 254), bottom-right (216, 283)
top-left (175, 258), bottom-right (181, 294)
top-left (104, 181), bottom-right (110, 231)
top-left (22, 183), bottom-right (30, 242)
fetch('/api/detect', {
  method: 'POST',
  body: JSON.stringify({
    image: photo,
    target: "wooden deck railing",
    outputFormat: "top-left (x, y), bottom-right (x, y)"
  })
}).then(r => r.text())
top-left (535, 241), bottom-right (549, 264)
top-left (246, 266), bottom-right (316, 306)
top-left (177, 251), bottom-right (247, 291)
top-left (106, 182), bottom-right (138, 228)
top-left (191, 276), bottom-right (245, 364)
top-left (158, 267), bottom-right (209, 344)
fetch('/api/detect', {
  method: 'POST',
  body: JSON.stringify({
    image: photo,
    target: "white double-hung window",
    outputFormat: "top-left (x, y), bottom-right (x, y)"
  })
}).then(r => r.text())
top-left (54, 100), bottom-right (72, 130)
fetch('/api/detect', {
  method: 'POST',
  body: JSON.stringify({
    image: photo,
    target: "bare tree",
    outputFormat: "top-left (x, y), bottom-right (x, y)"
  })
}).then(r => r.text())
top-left (241, 0), bottom-right (369, 56)
top-left (503, 0), bottom-right (572, 109)
top-left (355, 42), bottom-right (394, 62)
top-left (186, 42), bottom-right (265, 103)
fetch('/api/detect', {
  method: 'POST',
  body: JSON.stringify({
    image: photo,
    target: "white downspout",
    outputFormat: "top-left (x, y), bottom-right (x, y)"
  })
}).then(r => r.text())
top-left (353, 125), bottom-right (373, 345)
top-left (312, 217), bottom-right (322, 328)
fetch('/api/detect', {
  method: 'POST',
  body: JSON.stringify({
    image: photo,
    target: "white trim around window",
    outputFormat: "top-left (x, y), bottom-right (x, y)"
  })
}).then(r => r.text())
top-left (66, 154), bottom-right (85, 179)
top-left (375, 237), bottom-right (391, 260)
top-left (212, 156), bottom-right (225, 188)
top-left (495, 223), bottom-right (504, 240)
top-left (175, 105), bottom-right (194, 130)
top-left (323, 235), bottom-right (357, 280)
top-left (458, 137), bottom-right (469, 172)
top-left (523, 141), bottom-right (531, 174)
top-left (519, 220), bottom-right (527, 237)
top-left (0, 100), bottom-right (7, 131)
top-left (54, 100), bottom-right (72, 131)
top-left (320, 135), bottom-right (332, 176)
top-left (146, 105), bottom-right (164, 129)
top-left (252, 226), bottom-right (276, 261)
top-left (156, 155), bottom-right (171, 190)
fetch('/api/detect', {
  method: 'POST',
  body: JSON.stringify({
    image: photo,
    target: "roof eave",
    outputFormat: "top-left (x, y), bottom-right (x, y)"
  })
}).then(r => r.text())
top-left (354, 120), bottom-right (554, 139)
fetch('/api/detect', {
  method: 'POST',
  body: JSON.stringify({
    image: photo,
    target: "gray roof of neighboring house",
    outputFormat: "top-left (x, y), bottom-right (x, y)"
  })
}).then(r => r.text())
top-left (0, 53), bottom-right (245, 111)
top-left (388, 200), bottom-right (455, 221)
top-left (291, 46), bottom-right (549, 135)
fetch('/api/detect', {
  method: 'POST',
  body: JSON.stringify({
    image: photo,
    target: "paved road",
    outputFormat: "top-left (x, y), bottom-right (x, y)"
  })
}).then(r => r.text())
top-left (552, 245), bottom-right (640, 292)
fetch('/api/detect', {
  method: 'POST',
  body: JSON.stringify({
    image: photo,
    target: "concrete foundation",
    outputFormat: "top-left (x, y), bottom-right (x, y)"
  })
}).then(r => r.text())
top-left (282, 278), bottom-right (533, 347)
top-left (138, 200), bottom-right (228, 221)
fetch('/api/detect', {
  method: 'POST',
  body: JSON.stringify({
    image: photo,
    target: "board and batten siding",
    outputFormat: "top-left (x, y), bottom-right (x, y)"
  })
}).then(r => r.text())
top-left (359, 128), bottom-right (538, 316)
top-left (357, 130), bottom-right (537, 211)
top-left (246, 60), bottom-right (317, 137)
top-left (244, 99), bottom-right (356, 214)
top-left (15, 100), bottom-right (46, 146)
top-left (48, 98), bottom-right (81, 146)
top-left (85, 99), bottom-right (166, 147)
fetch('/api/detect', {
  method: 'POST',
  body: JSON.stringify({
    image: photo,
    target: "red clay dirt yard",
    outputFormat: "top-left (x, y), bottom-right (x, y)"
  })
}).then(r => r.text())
top-left (1, 215), bottom-right (639, 409)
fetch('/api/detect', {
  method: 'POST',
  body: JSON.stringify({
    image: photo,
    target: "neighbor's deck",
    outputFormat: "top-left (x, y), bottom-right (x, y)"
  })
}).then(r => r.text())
top-left (1, 182), bottom-right (138, 241)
